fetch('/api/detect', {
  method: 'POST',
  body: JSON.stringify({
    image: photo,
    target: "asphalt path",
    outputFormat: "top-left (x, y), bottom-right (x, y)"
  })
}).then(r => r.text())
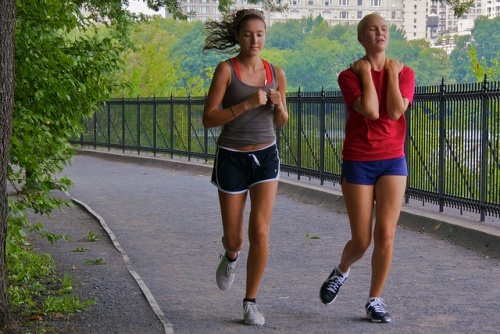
top-left (62, 152), bottom-right (500, 334)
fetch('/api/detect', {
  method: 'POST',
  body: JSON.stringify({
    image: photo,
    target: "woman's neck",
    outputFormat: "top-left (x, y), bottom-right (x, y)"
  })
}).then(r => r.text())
top-left (365, 53), bottom-right (386, 71)
top-left (235, 55), bottom-right (262, 70)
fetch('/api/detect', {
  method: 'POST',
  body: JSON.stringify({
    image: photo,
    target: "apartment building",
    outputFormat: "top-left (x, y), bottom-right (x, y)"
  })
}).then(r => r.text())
top-left (428, 0), bottom-right (498, 37)
top-left (167, 0), bottom-right (499, 43)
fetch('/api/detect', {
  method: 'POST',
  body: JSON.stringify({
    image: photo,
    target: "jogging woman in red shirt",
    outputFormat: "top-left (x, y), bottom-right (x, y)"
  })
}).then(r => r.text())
top-left (319, 13), bottom-right (415, 323)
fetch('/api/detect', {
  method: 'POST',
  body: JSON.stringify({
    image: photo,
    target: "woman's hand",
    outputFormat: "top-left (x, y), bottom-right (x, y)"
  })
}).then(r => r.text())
top-left (247, 89), bottom-right (269, 109)
top-left (350, 57), bottom-right (371, 75)
top-left (385, 58), bottom-right (403, 74)
top-left (268, 89), bottom-right (282, 108)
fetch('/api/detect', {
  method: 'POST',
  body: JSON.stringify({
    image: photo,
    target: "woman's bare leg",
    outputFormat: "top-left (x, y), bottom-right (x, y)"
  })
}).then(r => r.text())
top-left (245, 181), bottom-right (278, 299)
top-left (369, 175), bottom-right (407, 297)
top-left (339, 180), bottom-right (375, 273)
top-left (218, 190), bottom-right (247, 258)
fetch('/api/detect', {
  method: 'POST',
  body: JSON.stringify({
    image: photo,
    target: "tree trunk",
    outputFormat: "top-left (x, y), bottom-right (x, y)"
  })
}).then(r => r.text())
top-left (0, 0), bottom-right (15, 331)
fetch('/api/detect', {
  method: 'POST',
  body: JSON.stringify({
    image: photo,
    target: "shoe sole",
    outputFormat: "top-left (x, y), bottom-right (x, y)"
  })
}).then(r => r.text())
top-left (320, 294), bottom-right (337, 305)
top-left (244, 320), bottom-right (265, 326)
top-left (366, 314), bottom-right (391, 323)
top-left (216, 276), bottom-right (234, 290)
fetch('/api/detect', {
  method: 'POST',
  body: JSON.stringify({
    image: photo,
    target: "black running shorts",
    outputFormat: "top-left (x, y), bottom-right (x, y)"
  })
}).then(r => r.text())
top-left (211, 143), bottom-right (280, 194)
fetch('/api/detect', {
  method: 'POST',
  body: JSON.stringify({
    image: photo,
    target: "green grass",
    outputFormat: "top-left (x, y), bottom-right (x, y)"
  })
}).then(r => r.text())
top-left (7, 242), bottom-right (95, 331)
top-left (84, 230), bottom-right (100, 242)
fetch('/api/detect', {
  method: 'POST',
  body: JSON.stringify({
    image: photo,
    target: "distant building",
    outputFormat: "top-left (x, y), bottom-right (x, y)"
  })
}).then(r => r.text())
top-left (166, 0), bottom-right (499, 52)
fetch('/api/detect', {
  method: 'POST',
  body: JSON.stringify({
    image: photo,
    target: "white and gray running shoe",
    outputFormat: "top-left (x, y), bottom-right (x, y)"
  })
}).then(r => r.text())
top-left (243, 301), bottom-right (265, 326)
top-left (215, 252), bottom-right (238, 290)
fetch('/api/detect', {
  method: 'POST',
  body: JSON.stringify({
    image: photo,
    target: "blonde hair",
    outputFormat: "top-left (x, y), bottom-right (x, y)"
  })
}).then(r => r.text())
top-left (203, 9), bottom-right (266, 54)
top-left (357, 13), bottom-right (387, 42)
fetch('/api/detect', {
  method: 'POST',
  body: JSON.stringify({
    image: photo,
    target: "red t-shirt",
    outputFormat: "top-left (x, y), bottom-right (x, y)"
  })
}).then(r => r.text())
top-left (338, 66), bottom-right (415, 161)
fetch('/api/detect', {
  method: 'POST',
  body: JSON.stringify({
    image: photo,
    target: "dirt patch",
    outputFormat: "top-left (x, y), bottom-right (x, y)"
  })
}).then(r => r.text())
top-left (10, 191), bottom-right (164, 334)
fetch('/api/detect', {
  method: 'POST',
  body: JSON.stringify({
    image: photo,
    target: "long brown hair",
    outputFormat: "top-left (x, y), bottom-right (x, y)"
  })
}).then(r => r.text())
top-left (203, 9), bottom-right (266, 54)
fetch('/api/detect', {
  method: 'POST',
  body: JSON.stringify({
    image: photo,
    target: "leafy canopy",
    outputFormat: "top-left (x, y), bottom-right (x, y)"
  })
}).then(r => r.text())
top-left (8, 0), bottom-right (134, 248)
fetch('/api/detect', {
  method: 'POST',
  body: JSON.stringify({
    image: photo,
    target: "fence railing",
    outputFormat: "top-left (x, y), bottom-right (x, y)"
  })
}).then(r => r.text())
top-left (72, 77), bottom-right (500, 222)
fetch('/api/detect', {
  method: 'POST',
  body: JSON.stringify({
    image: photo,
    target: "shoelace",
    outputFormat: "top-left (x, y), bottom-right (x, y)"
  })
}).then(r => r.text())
top-left (368, 298), bottom-right (387, 314)
top-left (325, 276), bottom-right (344, 293)
top-left (244, 302), bottom-right (262, 314)
top-left (220, 254), bottom-right (235, 277)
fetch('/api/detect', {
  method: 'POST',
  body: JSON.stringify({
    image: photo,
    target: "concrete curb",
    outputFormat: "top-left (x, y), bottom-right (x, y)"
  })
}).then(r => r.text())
top-left (68, 194), bottom-right (174, 334)
top-left (397, 207), bottom-right (500, 259)
top-left (74, 148), bottom-right (500, 259)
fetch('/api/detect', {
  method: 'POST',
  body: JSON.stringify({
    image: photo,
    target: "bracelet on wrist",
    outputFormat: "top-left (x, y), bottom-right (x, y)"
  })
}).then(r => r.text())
top-left (230, 105), bottom-right (238, 118)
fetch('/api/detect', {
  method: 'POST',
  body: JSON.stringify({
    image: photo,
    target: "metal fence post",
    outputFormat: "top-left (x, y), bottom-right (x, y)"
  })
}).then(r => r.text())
top-left (297, 87), bottom-right (303, 180)
top-left (121, 96), bottom-right (125, 153)
top-left (106, 101), bottom-right (111, 151)
top-left (438, 78), bottom-right (446, 213)
top-left (204, 93), bottom-right (209, 163)
top-left (170, 94), bottom-right (174, 159)
top-left (137, 96), bottom-right (141, 155)
top-left (153, 95), bottom-right (157, 157)
top-left (188, 94), bottom-right (192, 161)
top-left (319, 87), bottom-right (326, 185)
top-left (93, 108), bottom-right (97, 150)
top-left (480, 75), bottom-right (489, 221)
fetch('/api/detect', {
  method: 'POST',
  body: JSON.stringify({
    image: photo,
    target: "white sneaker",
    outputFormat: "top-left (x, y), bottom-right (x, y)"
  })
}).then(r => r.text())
top-left (243, 301), bottom-right (265, 326)
top-left (215, 252), bottom-right (238, 290)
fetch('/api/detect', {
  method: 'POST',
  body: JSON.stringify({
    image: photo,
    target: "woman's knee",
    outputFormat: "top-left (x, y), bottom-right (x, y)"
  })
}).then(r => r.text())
top-left (248, 227), bottom-right (269, 246)
top-left (350, 238), bottom-right (371, 256)
top-left (222, 236), bottom-right (244, 252)
top-left (373, 228), bottom-right (396, 250)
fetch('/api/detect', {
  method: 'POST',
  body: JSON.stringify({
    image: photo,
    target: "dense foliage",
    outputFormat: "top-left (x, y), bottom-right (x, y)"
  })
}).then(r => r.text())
top-left (4, 1), bottom-right (135, 329)
top-left (111, 15), bottom-right (499, 97)
top-left (8, 1), bottom-right (133, 247)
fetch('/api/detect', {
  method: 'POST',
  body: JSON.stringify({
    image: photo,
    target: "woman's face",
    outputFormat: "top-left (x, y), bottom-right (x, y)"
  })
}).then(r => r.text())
top-left (235, 18), bottom-right (266, 56)
top-left (359, 16), bottom-right (389, 53)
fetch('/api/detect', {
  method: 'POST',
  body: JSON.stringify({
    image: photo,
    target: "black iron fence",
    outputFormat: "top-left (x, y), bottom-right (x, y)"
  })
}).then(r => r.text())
top-left (72, 77), bottom-right (500, 222)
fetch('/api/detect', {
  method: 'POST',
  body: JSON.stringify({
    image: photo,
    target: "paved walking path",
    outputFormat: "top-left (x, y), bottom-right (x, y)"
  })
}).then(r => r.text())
top-left (62, 150), bottom-right (499, 334)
